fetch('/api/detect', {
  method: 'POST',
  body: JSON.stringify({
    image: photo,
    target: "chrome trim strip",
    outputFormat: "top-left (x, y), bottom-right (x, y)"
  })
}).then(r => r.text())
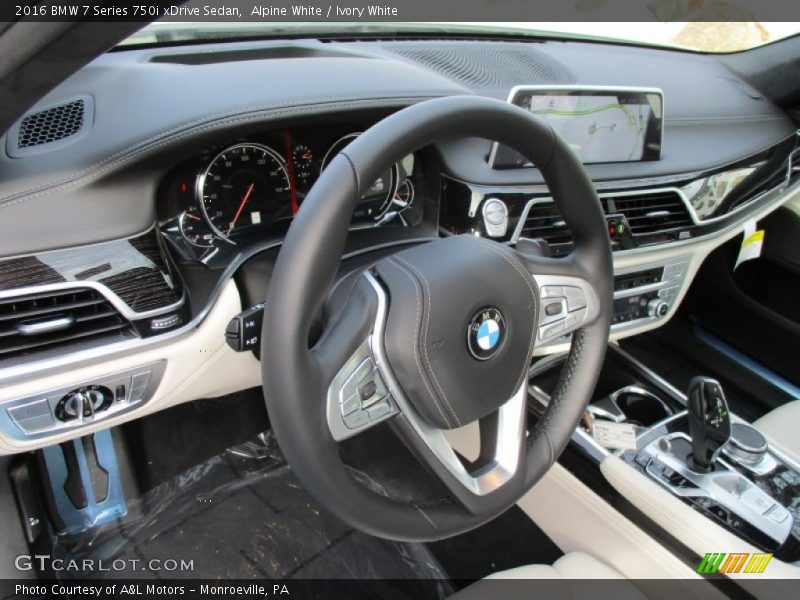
top-left (0, 224), bottom-right (186, 320)
top-left (488, 85), bottom-right (665, 168)
top-left (464, 133), bottom-right (800, 250)
top-left (364, 272), bottom-right (527, 496)
top-left (0, 281), bottom-right (185, 322)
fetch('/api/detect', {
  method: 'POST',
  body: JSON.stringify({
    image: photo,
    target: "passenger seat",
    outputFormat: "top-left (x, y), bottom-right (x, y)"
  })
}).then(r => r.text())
top-left (754, 400), bottom-right (800, 462)
top-left (451, 552), bottom-right (647, 599)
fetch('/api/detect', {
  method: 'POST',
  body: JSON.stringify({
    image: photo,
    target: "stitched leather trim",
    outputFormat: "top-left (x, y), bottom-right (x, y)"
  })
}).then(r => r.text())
top-left (386, 257), bottom-right (458, 428)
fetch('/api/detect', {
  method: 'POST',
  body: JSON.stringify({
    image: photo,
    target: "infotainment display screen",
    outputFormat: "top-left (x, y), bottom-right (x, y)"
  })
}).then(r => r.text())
top-left (489, 87), bottom-right (663, 168)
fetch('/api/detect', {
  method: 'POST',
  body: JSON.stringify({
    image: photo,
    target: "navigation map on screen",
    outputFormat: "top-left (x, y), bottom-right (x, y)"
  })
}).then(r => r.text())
top-left (524, 94), bottom-right (651, 162)
top-left (492, 88), bottom-right (663, 167)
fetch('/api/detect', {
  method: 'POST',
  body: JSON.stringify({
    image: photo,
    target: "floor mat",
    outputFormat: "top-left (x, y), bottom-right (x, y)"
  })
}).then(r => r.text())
top-left (50, 431), bottom-right (452, 597)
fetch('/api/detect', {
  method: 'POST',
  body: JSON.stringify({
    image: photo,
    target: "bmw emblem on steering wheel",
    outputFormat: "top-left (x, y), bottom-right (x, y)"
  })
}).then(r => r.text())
top-left (467, 307), bottom-right (507, 360)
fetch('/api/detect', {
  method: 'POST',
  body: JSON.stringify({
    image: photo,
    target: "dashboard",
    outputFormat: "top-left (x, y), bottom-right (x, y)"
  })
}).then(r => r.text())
top-left (0, 35), bottom-right (798, 452)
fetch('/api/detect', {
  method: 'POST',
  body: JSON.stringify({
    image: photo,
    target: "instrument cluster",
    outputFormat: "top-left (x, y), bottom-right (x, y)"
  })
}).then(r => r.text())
top-left (159, 124), bottom-right (419, 262)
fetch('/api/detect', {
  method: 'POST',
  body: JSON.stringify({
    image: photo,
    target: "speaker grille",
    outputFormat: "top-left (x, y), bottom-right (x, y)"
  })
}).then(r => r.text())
top-left (386, 42), bottom-right (573, 88)
top-left (18, 99), bottom-right (86, 149)
top-left (7, 96), bottom-right (93, 157)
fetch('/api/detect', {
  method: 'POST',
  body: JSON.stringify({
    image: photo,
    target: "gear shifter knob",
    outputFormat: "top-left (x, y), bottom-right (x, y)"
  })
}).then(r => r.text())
top-left (687, 377), bottom-right (731, 472)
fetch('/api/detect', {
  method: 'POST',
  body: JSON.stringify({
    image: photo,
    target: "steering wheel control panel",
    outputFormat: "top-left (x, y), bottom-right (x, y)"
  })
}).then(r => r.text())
top-left (326, 341), bottom-right (399, 442)
top-left (0, 361), bottom-right (165, 440)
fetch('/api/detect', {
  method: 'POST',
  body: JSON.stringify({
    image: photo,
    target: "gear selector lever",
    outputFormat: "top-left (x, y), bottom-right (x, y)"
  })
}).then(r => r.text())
top-left (687, 377), bottom-right (731, 473)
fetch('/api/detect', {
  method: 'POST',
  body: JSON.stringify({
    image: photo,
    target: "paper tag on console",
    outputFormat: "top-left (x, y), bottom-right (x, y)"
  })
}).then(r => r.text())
top-left (592, 420), bottom-right (637, 451)
top-left (734, 219), bottom-right (764, 270)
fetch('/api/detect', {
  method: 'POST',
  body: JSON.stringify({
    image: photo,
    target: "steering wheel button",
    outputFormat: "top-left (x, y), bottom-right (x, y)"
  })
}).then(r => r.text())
top-left (341, 374), bottom-right (359, 402)
top-left (565, 307), bottom-right (588, 329)
top-left (544, 302), bottom-right (563, 317)
top-left (765, 505), bottom-right (788, 524)
top-left (564, 286), bottom-right (587, 311)
top-left (538, 318), bottom-right (566, 340)
top-left (367, 400), bottom-right (393, 421)
top-left (341, 394), bottom-right (360, 416)
top-left (344, 408), bottom-right (370, 429)
top-left (540, 285), bottom-right (563, 299)
top-left (359, 380), bottom-right (378, 402)
top-left (355, 359), bottom-right (375, 383)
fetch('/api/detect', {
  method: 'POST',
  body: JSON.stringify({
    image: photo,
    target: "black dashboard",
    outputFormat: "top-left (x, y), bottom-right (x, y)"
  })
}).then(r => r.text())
top-left (0, 34), bottom-right (798, 388)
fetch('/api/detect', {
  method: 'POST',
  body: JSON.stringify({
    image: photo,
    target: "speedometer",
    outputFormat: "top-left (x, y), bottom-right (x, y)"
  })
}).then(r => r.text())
top-left (198, 143), bottom-right (290, 240)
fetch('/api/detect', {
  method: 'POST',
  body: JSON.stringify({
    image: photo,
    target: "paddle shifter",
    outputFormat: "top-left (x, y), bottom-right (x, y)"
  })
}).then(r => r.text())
top-left (687, 376), bottom-right (731, 473)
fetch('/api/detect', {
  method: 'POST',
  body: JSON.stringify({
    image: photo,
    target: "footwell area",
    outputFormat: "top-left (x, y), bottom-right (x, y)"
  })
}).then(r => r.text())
top-left (50, 432), bottom-right (450, 595)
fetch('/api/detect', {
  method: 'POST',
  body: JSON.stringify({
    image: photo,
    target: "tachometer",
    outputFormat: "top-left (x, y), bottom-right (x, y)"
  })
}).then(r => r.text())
top-left (321, 133), bottom-right (398, 221)
top-left (198, 143), bottom-right (291, 240)
top-left (292, 144), bottom-right (315, 185)
top-left (179, 208), bottom-right (215, 248)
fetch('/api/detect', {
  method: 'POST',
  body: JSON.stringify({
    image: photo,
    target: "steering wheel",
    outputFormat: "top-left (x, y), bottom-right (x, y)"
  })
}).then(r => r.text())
top-left (261, 96), bottom-right (613, 541)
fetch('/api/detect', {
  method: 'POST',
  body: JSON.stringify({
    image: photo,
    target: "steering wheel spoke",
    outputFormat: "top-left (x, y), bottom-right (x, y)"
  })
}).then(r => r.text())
top-left (398, 384), bottom-right (527, 509)
top-left (355, 270), bottom-right (527, 511)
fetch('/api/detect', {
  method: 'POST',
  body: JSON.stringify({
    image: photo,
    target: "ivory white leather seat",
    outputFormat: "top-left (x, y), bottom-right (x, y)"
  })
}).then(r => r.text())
top-left (451, 552), bottom-right (647, 600)
top-left (754, 400), bottom-right (800, 462)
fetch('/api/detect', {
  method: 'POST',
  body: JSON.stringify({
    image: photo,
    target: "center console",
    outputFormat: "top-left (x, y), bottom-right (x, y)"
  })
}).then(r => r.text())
top-left (529, 346), bottom-right (800, 563)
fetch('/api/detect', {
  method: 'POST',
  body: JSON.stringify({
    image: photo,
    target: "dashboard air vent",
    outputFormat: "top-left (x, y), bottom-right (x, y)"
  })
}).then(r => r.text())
top-left (607, 190), bottom-right (693, 235)
top-left (517, 201), bottom-right (573, 255)
top-left (386, 42), bottom-right (572, 88)
top-left (720, 77), bottom-right (764, 102)
top-left (0, 288), bottom-right (133, 360)
top-left (7, 96), bottom-right (93, 158)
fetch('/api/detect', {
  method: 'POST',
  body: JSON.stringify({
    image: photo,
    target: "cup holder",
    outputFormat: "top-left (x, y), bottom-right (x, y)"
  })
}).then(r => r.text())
top-left (588, 385), bottom-right (674, 428)
top-left (613, 386), bottom-right (673, 427)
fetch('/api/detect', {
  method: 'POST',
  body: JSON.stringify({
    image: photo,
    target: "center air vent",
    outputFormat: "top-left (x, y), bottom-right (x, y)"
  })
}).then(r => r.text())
top-left (386, 42), bottom-right (572, 88)
top-left (7, 95), bottom-right (94, 158)
top-left (606, 190), bottom-right (694, 235)
top-left (0, 288), bottom-right (133, 360)
top-left (516, 189), bottom-right (694, 252)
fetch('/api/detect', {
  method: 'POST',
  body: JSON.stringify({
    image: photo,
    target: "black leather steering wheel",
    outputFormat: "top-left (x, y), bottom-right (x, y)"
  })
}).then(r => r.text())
top-left (262, 96), bottom-right (613, 541)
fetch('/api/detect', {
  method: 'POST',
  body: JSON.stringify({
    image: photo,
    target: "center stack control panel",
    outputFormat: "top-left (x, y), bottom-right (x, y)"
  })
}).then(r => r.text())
top-left (611, 257), bottom-right (690, 328)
